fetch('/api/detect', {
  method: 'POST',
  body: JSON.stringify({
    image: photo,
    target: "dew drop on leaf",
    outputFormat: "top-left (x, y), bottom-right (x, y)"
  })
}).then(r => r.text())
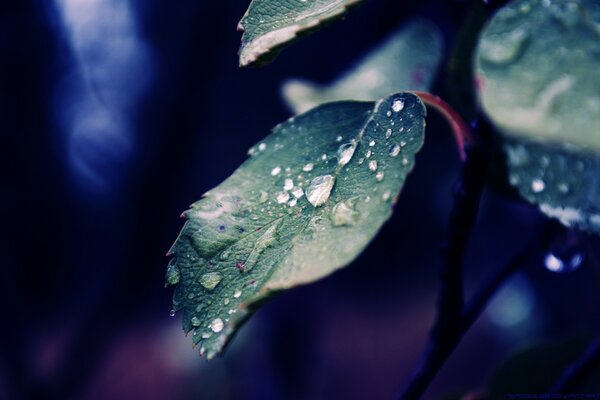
top-left (306, 175), bottom-right (335, 207)
top-left (276, 191), bottom-right (290, 204)
top-left (337, 142), bottom-right (356, 166)
top-left (369, 160), bottom-right (378, 172)
top-left (210, 318), bottom-right (224, 333)
top-left (200, 272), bottom-right (223, 291)
top-left (392, 98), bottom-right (405, 112)
top-left (302, 163), bottom-right (314, 172)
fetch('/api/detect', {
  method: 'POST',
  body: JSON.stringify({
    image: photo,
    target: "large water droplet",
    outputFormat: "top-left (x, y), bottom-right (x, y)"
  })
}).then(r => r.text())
top-left (337, 141), bottom-right (356, 166)
top-left (165, 264), bottom-right (181, 286)
top-left (479, 26), bottom-right (529, 64)
top-left (306, 175), bottom-right (335, 207)
top-left (210, 318), bottom-right (224, 333)
top-left (392, 98), bottom-right (405, 112)
top-left (200, 272), bottom-right (222, 290)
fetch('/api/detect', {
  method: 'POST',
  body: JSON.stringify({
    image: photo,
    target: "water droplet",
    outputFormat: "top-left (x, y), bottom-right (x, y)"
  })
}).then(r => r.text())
top-left (224, 298), bottom-right (230, 305)
top-left (191, 317), bottom-right (201, 326)
top-left (369, 160), bottom-right (378, 172)
top-left (479, 26), bottom-right (529, 64)
top-left (531, 179), bottom-right (545, 193)
top-left (544, 252), bottom-right (583, 273)
top-left (369, 140), bottom-right (376, 147)
top-left (271, 166), bottom-right (281, 176)
top-left (165, 264), bottom-right (181, 286)
top-left (169, 309), bottom-right (176, 317)
top-left (375, 171), bottom-right (384, 182)
top-left (302, 163), bottom-right (314, 172)
top-left (291, 187), bottom-right (304, 198)
top-left (331, 201), bottom-right (359, 226)
top-left (201, 332), bottom-right (212, 339)
top-left (321, 154), bottom-right (327, 161)
top-left (386, 110), bottom-right (392, 117)
top-left (233, 290), bottom-right (242, 298)
top-left (306, 175), bottom-right (335, 207)
top-left (283, 178), bottom-right (294, 191)
top-left (337, 141), bottom-right (356, 166)
top-left (557, 182), bottom-right (569, 194)
top-left (389, 144), bottom-right (400, 157)
top-left (336, 135), bottom-right (343, 142)
top-left (382, 191), bottom-right (391, 201)
top-left (288, 198), bottom-right (297, 207)
top-left (276, 191), bottom-right (290, 204)
top-left (366, 150), bottom-right (372, 158)
top-left (392, 99), bottom-right (405, 112)
top-left (258, 143), bottom-right (267, 151)
top-left (210, 318), bottom-right (224, 333)
top-left (200, 272), bottom-right (222, 291)
top-left (385, 129), bottom-right (392, 138)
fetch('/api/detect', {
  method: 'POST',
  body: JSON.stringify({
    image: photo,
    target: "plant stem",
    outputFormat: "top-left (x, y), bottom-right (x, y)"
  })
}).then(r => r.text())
top-left (551, 337), bottom-right (600, 394)
top-left (411, 91), bottom-right (474, 161)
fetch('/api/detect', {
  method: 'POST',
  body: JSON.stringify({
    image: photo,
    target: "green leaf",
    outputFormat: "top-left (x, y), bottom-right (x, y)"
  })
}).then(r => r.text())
top-left (475, 0), bottom-right (600, 151)
top-left (282, 19), bottom-right (443, 113)
top-left (505, 140), bottom-right (600, 233)
top-left (166, 93), bottom-right (426, 358)
top-left (475, 0), bottom-right (600, 233)
top-left (238, 0), bottom-right (363, 67)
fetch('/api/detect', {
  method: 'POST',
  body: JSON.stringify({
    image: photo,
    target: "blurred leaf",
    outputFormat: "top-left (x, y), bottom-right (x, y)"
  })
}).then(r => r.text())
top-left (282, 19), bottom-right (443, 113)
top-left (238, 0), bottom-right (363, 67)
top-left (475, 0), bottom-right (600, 151)
top-left (489, 337), bottom-right (600, 394)
top-left (504, 140), bottom-right (600, 233)
top-left (167, 93), bottom-right (426, 359)
top-left (475, 0), bottom-right (600, 233)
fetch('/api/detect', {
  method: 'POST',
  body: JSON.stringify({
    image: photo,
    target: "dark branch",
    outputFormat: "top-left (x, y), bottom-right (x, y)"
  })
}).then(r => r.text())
top-left (551, 337), bottom-right (600, 394)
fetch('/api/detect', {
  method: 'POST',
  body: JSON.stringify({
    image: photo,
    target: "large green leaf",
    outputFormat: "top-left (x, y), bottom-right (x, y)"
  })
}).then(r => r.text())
top-left (475, 0), bottom-right (600, 151)
top-left (167, 93), bottom-right (426, 358)
top-left (282, 19), bottom-right (443, 113)
top-left (238, 0), bottom-right (362, 67)
top-left (475, 0), bottom-right (600, 234)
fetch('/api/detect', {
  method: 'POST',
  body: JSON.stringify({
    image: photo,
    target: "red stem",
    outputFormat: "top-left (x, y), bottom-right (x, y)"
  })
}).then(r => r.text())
top-left (411, 91), bottom-right (474, 161)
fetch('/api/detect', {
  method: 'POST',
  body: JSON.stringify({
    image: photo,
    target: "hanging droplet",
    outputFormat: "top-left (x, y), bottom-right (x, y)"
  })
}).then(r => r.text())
top-left (200, 272), bottom-right (222, 290)
top-left (306, 175), bottom-right (335, 207)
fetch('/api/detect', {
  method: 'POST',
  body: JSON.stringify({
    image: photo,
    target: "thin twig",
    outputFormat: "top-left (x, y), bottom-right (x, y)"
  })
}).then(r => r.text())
top-left (551, 337), bottom-right (600, 394)
top-left (399, 138), bottom-right (485, 400)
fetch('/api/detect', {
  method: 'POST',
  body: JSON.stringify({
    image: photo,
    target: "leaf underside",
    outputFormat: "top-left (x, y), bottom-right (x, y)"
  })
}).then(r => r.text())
top-left (238, 0), bottom-right (363, 67)
top-left (166, 93), bottom-right (426, 359)
top-left (475, 0), bottom-right (600, 233)
top-left (282, 18), bottom-right (444, 113)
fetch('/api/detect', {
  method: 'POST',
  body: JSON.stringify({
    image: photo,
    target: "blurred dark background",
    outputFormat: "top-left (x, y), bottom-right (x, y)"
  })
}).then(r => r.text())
top-left (1, 0), bottom-right (600, 399)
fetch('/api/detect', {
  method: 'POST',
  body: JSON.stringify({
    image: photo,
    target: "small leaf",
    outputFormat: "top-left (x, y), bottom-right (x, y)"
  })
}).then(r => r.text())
top-left (167, 93), bottom-right (426, 358)
top-left (505, 140), bottom-right (600, 233)
top-left (282, 19), bottom-right (444, 113)
top-left (238, 0), bottom-right (363, 67)
top-left (475, 0), bottom-right (600, 151)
